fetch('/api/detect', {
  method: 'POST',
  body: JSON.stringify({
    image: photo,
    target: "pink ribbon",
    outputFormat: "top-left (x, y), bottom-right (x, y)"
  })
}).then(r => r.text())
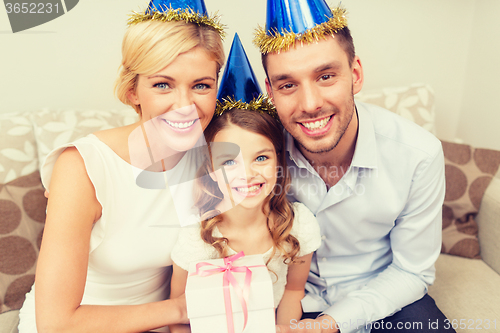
top-left (190, 252), bottom-right (265, 333)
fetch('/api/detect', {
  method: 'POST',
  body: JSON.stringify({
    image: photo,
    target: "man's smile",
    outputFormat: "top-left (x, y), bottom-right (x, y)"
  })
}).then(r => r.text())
top-left (298, 115), bottom-right (334, 136)
top-left (299, 115), bottom-right (332, 130)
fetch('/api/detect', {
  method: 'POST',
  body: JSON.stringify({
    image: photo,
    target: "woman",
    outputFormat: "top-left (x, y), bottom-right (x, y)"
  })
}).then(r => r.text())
top-left (18, 2), bottom-right (225, 332)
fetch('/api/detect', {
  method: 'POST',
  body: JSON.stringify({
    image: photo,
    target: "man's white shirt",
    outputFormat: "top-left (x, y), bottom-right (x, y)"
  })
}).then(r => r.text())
top-left (286, 101), bottom-right (445, 333)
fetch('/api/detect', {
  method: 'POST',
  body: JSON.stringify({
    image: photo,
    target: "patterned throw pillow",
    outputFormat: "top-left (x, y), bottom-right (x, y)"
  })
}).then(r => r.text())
top-left (0, 112), bottom-right (38, 184)
top-left (441, 141), bottom-right (500, 259)
top-left (355, 83), bottom-right (436, 134)
top-left (0, 171), bottom-right (46, 314)
top-left (31, 108), bottom-right (139, 170)
top-left (0, 108), bottom-right (139, 314)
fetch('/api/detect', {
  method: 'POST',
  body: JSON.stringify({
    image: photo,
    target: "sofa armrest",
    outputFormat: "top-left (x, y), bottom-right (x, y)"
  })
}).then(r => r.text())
top-left (476, 168), bottom-right (500, 275)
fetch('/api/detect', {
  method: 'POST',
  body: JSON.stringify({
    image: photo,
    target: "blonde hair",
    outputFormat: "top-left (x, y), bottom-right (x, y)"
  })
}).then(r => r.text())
top-left (115, 20), bottom-right (225, 114)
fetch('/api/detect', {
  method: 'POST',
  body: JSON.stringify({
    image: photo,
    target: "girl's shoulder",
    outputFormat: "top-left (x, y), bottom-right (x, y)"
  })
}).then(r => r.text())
top-left (289, 202), bottom-right (322, 256)
top-left (171, 224), bottom-right (219, 271)
top-left (291, 202), bottom-right (317, 226)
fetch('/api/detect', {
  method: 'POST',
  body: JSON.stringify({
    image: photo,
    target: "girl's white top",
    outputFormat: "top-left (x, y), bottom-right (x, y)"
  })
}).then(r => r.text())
top-left (171, 202), bottom-right (322, 307)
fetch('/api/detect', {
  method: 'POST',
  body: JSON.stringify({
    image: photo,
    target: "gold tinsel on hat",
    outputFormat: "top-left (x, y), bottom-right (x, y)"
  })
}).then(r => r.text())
top-left (128, 5), bottom-right (225, 38)
top-left (253, 6), bottom-right (347, 54)
top-left (215, 95), bottom-right (278, 119)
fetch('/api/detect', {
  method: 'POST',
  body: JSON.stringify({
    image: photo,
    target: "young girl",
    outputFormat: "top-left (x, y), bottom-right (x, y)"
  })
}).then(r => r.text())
top-left (170, 107), bottom-right (322, 331)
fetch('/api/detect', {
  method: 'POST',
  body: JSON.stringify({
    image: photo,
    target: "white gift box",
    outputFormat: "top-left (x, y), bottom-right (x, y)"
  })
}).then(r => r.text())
top-left (186, 253), bottom-right (276, 333)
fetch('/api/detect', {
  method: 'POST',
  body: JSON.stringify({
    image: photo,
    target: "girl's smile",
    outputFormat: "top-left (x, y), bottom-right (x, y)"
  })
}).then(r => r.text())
top-left (211, 124), bottom-right (278, 211)
top-left (232, 183), bottom-right (264, 196)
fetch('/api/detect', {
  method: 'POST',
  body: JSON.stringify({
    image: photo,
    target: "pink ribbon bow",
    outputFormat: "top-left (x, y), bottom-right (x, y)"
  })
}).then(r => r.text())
top-left (191, 252), bottom-right (265, 333)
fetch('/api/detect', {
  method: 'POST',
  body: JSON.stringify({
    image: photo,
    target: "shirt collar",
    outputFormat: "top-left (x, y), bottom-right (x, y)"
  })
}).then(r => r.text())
top-left (286, 130), bottom-right (311, 170)
top-left (285, 100), bottom-right (378, 169)
top-left (351, 100), bottom-right (378, 169)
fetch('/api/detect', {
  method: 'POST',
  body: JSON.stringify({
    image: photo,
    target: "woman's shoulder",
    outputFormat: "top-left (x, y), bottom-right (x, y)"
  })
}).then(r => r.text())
top-left (43, 145), bottom-right (102, 225)
top-left (92, 123), bottom-right (138, 163)
top-left (41, 124), bottom-right (138, 190)
top-left (51, 146), bottom-right (88, 179)
top-left (41, 137), bottom-right (94, 190)
top-left (44, 124), bottom-right (132, 167)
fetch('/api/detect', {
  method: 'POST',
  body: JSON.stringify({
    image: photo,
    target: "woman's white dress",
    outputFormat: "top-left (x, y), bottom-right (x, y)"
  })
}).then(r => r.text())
top-left (18, 134), bottom-right (199, 332)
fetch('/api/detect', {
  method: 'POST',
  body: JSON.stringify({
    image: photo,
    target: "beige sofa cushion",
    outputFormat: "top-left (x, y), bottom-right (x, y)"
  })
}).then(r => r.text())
top-left (0, 310), bottom-right (19, 333)
top-left (429, 254), bottom-right (500, 332)
top-left (476, 168), bottom-right (500, 275)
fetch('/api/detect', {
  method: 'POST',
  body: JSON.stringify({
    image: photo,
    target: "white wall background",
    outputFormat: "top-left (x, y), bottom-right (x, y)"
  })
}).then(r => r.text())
top-left (1, 0), bottom-right (499, 150)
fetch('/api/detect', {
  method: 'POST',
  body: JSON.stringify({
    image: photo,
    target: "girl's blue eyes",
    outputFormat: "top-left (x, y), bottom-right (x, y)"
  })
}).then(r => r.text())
top-left (222, 156), bottom-right (268, 166)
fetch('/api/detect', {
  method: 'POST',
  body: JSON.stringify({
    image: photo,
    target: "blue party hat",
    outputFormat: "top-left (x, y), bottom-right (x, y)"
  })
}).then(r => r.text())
top-left (128, 0), bottom-right (225, 37)
top-left (254, 0), bottom-right (347, 54)
top-left (216, 33), bottom-right (275, 117)
top-left (146, 0), bottom-right (207, 16)
top-left (217, 33), bottom-right (261, 103)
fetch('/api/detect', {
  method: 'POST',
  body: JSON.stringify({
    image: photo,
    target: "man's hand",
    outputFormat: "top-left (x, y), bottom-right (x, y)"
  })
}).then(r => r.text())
top-left (276, 315), bottom-right (339, 333)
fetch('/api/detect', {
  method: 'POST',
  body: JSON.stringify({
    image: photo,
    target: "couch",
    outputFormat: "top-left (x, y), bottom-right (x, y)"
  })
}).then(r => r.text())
top-left (1, 84), bottom-right (499, 333)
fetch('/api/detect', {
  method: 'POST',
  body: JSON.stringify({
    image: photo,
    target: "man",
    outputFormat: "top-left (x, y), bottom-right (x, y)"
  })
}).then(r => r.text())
top-left (254, 1), bottom-right (453, 332)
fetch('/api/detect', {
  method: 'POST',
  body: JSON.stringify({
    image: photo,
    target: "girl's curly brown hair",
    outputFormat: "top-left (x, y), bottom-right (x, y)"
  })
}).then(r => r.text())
top-left (193, 109), bottom-right (300, 264)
